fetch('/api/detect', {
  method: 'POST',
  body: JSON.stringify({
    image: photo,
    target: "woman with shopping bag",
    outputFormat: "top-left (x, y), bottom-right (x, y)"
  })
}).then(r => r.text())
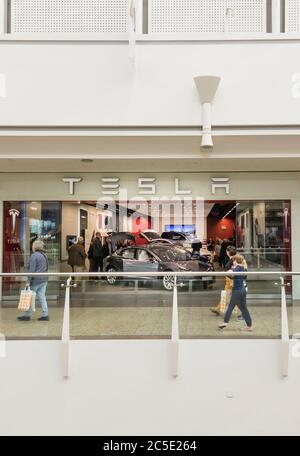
top-left (18, 239), bottom-right (49, 322)
top-left (219, 255), bottom-right (253, 331)
top-left (210, 246), bottom-right (237, 316)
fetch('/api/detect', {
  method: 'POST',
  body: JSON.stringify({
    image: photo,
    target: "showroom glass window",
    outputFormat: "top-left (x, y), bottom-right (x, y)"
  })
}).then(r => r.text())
top-left (3, 201), bottom-right (61, 299)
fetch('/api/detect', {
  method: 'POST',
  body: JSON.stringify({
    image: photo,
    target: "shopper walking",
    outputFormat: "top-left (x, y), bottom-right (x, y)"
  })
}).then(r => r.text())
top-left (18, 239), bottom-right (49, 321)
top-left (219, 255), bottom-right (253, 331)
top-left (210, 245), bottom-right (236, 316)
top-left (68, 236), bottom-right (87, 276)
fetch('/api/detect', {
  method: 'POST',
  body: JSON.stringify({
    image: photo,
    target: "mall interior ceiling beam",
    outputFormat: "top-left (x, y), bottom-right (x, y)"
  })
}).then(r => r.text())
top-left (0, 126), bottom-right (300, 137)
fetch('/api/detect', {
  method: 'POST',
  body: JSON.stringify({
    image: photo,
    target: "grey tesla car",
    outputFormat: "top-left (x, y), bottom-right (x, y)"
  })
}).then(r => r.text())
top-left (104, 243), bottom-right (214, 291)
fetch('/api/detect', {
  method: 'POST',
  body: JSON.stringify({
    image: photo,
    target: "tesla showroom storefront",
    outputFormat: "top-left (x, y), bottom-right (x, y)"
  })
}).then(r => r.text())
top-left (0, 171), bottom-right (299, 338)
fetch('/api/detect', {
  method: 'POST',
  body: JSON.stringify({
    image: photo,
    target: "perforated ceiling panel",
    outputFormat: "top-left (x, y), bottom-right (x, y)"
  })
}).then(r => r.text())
top-left (11, 0), bottom-right (129, 33)
top-left (285, 0), bottom-right (300, 33)
top-left (149, 0), bottom-right (267, 33)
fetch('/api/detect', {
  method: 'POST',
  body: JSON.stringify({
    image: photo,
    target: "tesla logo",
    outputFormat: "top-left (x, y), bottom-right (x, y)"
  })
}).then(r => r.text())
top-left (211, 177), bottom-right (230, 194)
top-left (62, 177), bottom-right (82, 195)
top-left (101, 178), bottom-right (120, 195)
top-left (0, 73), bottom-right (6, 98)
top-left (8, 209), bottom-right (20, 234)
top-left (61, 175), bottom-right (231, 196)
top-left (138, 178), bottom-right (156, 195)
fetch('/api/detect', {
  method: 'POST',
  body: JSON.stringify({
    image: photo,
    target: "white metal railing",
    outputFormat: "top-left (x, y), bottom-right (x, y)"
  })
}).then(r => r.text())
top-left (285, 0), bottom-right (300, 33)
top-left (0, 0), bottom-right (299, 38)
top-left (0, 270), bottom-right (294, 379)
top-left (148, 0), bottom-right (267, 34)
top-left (237, 247), bottom-right (290, 270)
top-left (10, 0), bottom-right (129, 34)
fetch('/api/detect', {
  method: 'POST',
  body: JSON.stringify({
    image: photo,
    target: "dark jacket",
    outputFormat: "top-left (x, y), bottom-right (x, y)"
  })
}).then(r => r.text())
top-left (220, 241), bottom-right (230, 260)
top-left (68, 243), bottom-right (87, 267)
top-left (88, 242), bottom-right (94, 260)
top-left (28, 250), bottom-right (48, 286)
top-left (92, 237), bottom-right (103, 258)
top-left (225, 258), bottom-right (234, 271)
top-left (232, 265), bottom-right (247, 290)
top-left (103, 242), bottom-right (109, 259)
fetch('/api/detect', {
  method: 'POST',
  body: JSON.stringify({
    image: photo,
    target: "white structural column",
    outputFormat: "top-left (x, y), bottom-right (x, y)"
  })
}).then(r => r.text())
top-left (291, 197), bottom-right (300, 301)
top-left (171, 277), bottom-right (179, 378)
top-left (61, 276), bottom-right (72, 379)
top-left (128, 0), bottom-right (137, 66)
top-left (281, 276), bottom-right (290, 377)
top-left (202, 102), bottom-right (213, 148)
top-left (0, 0), bottom-right (7, 34)
top-left (193, 76), bottom-right (221, 149)
top-left (272, 0), bottom-right (281, 33)
top-left (135, 0), bottom-right (143, 34)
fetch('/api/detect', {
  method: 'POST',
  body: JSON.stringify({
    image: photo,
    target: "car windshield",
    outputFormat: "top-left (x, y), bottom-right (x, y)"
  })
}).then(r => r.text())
top-left (150, 246), bottom-right (191, 262)
top-left (142, 231), bottom-right (160, 240)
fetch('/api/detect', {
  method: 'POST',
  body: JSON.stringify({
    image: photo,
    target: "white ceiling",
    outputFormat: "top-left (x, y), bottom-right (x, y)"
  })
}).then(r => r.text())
top-left (1, 156), bottom-right (300, 173)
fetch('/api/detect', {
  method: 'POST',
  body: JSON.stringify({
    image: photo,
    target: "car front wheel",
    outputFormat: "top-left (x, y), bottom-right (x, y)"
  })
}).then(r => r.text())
top-left (162, 274), bottom-right (176, 291)
top-left (107, 267), bottom-right (117, 285)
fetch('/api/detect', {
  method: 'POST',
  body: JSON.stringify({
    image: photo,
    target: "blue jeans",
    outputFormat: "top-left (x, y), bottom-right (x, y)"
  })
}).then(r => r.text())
top-left (25, 282), bottom-right (48, 317)
top-left (224, 288), bottom-right (252, 327)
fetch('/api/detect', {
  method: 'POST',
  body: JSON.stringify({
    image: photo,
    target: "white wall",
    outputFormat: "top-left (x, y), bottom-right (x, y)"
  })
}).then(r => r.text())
top-left (0, 41), bottom-right (300, 126)
top-left (1, 339), bottom-right (300, 436)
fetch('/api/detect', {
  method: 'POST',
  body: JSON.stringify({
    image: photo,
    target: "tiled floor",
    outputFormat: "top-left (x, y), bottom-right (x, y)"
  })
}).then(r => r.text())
top-left (1, 302), bottom-right (300, 340)
top-left (1, 277), bottom-right (298, 339)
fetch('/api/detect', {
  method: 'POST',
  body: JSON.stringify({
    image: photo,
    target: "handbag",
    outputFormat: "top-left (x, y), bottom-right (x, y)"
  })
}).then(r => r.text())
top-left (219, 290), bottom-right (228, 314)
top-left (219, 288), bottom-right (238, 315)
top-left (18, 287), bottom-right (36, 312)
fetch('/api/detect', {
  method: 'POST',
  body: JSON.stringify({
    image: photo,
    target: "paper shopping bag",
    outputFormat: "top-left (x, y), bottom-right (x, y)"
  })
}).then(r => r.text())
top-left (219, 290), bottom-right (228, 314)
top-left (18, 288), bottom-right (36, 312)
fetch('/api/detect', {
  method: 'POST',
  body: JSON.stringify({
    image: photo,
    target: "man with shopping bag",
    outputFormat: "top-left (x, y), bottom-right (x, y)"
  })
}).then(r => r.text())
top-left (18, 286), bottom-right (36, 313)
top-left (18, 239), bottom-right (49, 321)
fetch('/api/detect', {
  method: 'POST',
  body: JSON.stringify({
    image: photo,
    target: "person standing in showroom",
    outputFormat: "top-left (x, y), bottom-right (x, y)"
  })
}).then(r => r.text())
top-left (18, 239), bottom-right (49, 322)
top-left (68, 236), bottom-right (87, 276)
top-left (92, 232), bottom-right (104, 278)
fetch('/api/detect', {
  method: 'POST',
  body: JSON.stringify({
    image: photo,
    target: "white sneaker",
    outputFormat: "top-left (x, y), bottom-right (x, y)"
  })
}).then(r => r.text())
top-left (219, 323), bottom-right (228, 330)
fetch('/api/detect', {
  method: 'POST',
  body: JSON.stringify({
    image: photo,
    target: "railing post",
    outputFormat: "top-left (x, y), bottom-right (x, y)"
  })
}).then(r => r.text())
top-left (0, 1), bottom-right (8, 34)
top-left (257, 250), bottom-right (261, 270)
top-left (171, 276), bottom-right (179, 378)
top-left (135, 0), bottom-right (143, 34)
top-left (61, 276), bottom-right (76, 379)
top-left (271, 0), bottom-right (281, 34)
top-left (280, 276), bottom-right (290, 377)
top-left (128, 0), bottom-right (136, 66)
top-left (224, 7), bottom-right (235, 33)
